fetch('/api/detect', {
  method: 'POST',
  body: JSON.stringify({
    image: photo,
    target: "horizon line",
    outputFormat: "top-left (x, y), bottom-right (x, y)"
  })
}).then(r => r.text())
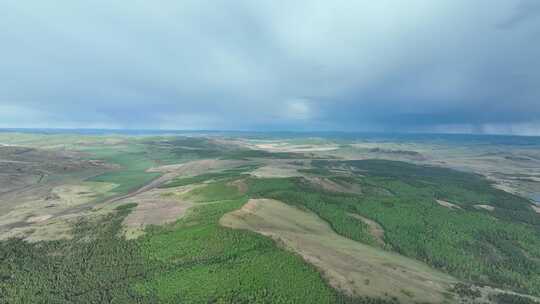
top-left (1, 127), bottom-right (539, 138)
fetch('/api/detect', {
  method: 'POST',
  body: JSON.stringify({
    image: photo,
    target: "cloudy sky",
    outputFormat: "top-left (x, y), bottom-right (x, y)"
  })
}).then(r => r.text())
top-left (1, 0), bottom-right (539, 135)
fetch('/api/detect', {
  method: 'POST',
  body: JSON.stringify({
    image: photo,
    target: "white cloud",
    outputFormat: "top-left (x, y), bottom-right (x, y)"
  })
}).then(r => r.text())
top-left (280, 99), bottom-right (314, 121)
top-left (0, 0), bottom-right (538, 134)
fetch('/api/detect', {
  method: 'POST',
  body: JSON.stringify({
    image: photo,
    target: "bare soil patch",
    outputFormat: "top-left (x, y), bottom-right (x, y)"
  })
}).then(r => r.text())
top-left (251, 165), bottom-right (302, 178)
top-left (474, 204), bottom-right (495, 211)
top-left (436, 199), bottom-right (462, 210)
top-left (26, 214), bottom-right (53, 223)
top-left (251, 142), bottom-right (339, 153)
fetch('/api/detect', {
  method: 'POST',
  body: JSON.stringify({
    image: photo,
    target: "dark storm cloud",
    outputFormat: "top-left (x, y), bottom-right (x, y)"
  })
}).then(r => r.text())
top-left (0, 0), bottom-right (539, 135)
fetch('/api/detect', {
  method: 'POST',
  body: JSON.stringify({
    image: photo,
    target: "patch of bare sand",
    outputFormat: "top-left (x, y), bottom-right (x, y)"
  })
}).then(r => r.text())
top-left (251, 165), bottom-right (302, 178)
top-left (26, 214), bottom-right (52, 223)
top-left (474, 204), bottom-right (495, 211)
top-left (348, 213), bottom-right (385, 246)
top-left (220, 199), bottom-right (457, 304)
top-left (121, 187), bottom-right (194, 239)
top-left (436, 199), bottom-right (462, 210)
top-left (531, 204), bottom-right (540, 214)
top-left (244, 140), bottom-right (340, 153)
top-left (255, 143), bottom-right (339, 153)
top-left (493, 183), bottom-right (521, 196)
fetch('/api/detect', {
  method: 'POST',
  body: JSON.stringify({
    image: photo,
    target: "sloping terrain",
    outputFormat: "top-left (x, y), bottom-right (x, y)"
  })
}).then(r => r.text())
top-left (221, 198), bottom-right (457, 303)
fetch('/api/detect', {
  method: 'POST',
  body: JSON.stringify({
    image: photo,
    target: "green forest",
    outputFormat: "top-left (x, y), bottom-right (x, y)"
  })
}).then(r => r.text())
top-left (0, 177), bottom-right (394, 304)
top-left (247, 160), bottom-right (540, 297)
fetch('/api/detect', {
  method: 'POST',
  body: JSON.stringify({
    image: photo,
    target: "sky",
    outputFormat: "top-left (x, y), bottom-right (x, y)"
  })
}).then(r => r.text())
top-left (1, 0), bottom-right (539, 135)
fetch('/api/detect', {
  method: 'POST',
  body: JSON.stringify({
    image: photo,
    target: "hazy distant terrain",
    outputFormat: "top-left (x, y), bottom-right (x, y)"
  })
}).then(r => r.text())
top-left (1, 131), bottom-right (540, 304)
top-left (3, 1), bottom-right (540, 302)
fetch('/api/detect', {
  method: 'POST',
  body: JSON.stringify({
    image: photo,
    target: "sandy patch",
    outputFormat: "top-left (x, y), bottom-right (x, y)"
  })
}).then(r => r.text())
top-left (251, 165), bottom-right (302, 178)
top-left (26, 214), bottom-right (52, 223)
top-left (251, 142), bottom-right (339, 153)
top-left (252, 143), bottom-right (285, 150)
top-left (436, 199), bottom-right (462, 210)
top-left (221, 199), bottom-right (456, 303)
top-left (493, 183), bottom-right (521, 196)
top-left (531, 205), bottom-right (540, 214)
top-left (474, 204), bottom-right (495, 211)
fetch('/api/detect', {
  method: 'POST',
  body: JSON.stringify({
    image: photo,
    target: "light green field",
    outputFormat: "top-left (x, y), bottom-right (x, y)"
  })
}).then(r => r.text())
top-left (81, 144), bottom-right (162, 196)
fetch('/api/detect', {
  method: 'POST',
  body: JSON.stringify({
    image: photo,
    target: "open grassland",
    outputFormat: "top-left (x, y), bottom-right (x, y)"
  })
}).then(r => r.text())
top-left (182, 181), bottom-right (246, 203)
top-left (81, 137), bottom-right (246, 197)
top-left (82, 136), bottom-right (308, 198)
top-left (158, 163), bottom-right (259, 188)
top-left (81, 144), bottom-right (163, 196)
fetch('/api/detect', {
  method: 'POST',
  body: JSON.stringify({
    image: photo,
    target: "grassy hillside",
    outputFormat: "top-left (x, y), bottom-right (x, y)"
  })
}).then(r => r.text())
top-left (0, 179), bottom-right (395, 303)
top-left (247, 160), bottom-right (540, 296)
top-left (221, 198), bottom-right (457, 303)
top-left (83, 144), bottom-right (162, 195)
